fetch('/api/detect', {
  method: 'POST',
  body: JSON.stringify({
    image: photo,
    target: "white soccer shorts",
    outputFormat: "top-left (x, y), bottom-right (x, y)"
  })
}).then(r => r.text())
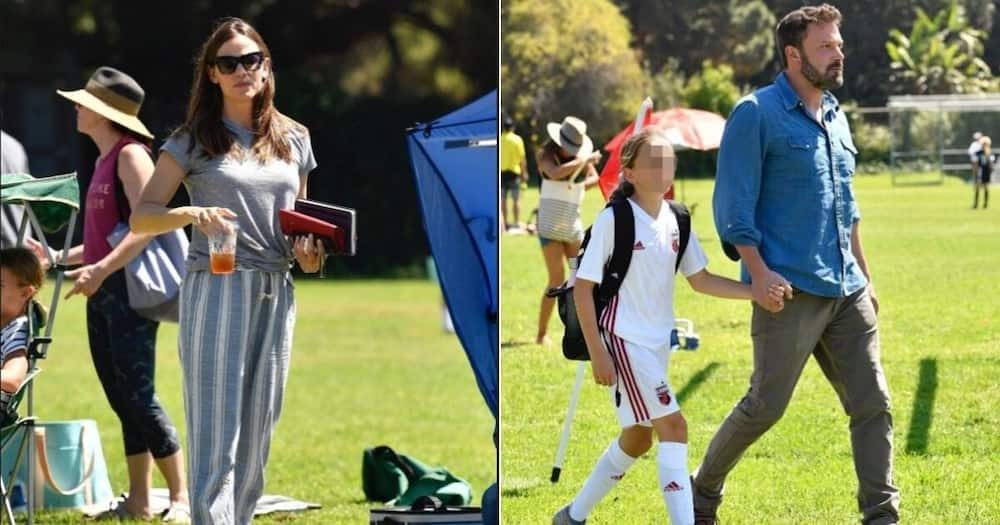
top-left (600, 330), bottom-right (680, 427)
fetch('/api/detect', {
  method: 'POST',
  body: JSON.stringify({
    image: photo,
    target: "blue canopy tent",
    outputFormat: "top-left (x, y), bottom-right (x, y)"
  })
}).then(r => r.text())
top-left (406, 90), bottom-right (498, 523)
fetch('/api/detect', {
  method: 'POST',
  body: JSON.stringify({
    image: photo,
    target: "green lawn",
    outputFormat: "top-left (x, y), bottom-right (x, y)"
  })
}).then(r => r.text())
top-left (18, 279), bottom-right (495, 523)
top-left (500, 175), bottom-right (1000, 524)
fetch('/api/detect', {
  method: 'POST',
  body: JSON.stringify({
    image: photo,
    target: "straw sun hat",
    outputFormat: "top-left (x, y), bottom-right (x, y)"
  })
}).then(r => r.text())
top-left (546, 116), bottom-right (593, 159)
top-left (56, 66), bottom-right (154, 140)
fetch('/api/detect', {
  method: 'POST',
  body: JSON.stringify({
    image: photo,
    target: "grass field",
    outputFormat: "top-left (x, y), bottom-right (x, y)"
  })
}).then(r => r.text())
top-left (500, 175), bottom-right (1000, 524)
top-left (14, 279), bottom-right (495, 523)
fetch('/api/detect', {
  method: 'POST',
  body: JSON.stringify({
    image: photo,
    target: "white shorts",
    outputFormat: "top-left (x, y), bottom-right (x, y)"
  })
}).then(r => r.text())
top-left (601, 330), bottom-right (680, 427)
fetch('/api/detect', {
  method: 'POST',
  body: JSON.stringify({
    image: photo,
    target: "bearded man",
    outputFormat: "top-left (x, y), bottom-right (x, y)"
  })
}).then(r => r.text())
top-left (694, 4), bottom-right (899, 525)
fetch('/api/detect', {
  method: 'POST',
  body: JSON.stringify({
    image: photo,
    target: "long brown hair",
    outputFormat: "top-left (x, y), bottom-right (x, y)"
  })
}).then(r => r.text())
top-left (180, 17), bottom-right (300, 163)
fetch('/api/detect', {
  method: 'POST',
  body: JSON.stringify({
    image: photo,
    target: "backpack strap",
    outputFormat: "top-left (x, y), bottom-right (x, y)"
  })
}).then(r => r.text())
top-left (596, 198), bottom-right (635, 303)
top-left (667, 200), bottom-right (691, 274)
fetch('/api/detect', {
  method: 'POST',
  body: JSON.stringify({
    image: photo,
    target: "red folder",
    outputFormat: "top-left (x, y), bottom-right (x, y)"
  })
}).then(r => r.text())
top-left (279, 210), bottom-right (356, 257)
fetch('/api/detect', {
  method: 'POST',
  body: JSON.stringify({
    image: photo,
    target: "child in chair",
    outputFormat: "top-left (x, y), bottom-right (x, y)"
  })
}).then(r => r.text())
top-left (1, 247), bottom-right (43, 409)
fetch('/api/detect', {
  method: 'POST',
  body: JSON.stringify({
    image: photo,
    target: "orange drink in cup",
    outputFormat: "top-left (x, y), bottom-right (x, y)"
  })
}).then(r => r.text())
top-left (208, 220), bottom-right (238, 275)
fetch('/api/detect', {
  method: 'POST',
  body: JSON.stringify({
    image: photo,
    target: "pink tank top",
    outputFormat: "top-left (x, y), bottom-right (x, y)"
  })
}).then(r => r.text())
top-left (83, 137), bottom-right (150, 265)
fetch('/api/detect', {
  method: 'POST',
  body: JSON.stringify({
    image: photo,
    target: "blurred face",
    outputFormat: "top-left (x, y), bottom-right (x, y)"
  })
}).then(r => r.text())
top-left (0, 268), bottom-right (33, 323)
top-left (208, 34), bottom-right (270, 102)
top-left (624, 135), bottom-right (675, 194)
top-left (75, 104), bottom-right (108, 136)
top-left (791, 22), bottom-right (844, 89)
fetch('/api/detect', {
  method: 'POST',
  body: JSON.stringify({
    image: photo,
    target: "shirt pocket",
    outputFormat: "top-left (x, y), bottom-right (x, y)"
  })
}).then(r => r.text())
top-left (769, 135), bottom-right (822, 189)
top-left (836, 137), bottom-right (858, 179)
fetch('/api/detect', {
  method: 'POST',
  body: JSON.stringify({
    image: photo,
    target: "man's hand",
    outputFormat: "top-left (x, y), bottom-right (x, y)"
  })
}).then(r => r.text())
top-left (590, 349), bottom-right (616, 386)
top-left (752, 269), bottom-right (793, 313)
top-left (868, 283), bottom-right (879, 315)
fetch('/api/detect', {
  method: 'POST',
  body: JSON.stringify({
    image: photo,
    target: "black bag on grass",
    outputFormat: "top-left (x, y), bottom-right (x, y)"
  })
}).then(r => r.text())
top-left (549, 199), bottom-right (690, 361)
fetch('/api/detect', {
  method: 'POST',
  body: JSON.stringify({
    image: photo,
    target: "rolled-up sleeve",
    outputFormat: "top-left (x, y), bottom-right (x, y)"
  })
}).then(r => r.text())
top-left (713, 99), bottom-right (764, 247)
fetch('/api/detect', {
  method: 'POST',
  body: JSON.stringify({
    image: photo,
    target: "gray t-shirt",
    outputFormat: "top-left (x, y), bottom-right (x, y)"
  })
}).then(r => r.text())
top-left (161, 118), bottom-right (318, 273)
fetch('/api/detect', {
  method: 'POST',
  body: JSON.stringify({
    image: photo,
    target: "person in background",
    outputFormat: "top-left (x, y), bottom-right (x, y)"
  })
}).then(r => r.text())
top-left (0, 247), bottom-right (42, 405)
top-left (972, 135), bottom-right (993, 209)
top-left (534, 116), bottom-right (601, 346)
top-left (52, 66), bottom-right (191, 522)
top-left (501, 114), bottom-right (528, 232)
top-left (1, 129), bottom-right (33, 249)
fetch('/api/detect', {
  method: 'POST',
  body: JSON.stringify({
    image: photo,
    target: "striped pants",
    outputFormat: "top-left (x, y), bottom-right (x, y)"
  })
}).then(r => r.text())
top-left (178, 270), bottom-right (295, 525)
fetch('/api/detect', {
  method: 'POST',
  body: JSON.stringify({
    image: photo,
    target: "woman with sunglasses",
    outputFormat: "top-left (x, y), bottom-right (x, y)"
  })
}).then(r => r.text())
top-left (131, 17), bottom-right (323, 524)
top-left (49, 67), bottom-right (191, 522)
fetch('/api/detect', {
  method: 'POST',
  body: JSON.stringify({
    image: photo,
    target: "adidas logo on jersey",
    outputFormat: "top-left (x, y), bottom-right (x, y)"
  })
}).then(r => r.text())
top-left (633, 240), bottom-right (645, 251)
top-left (663, 481), bottom-right (684, 492)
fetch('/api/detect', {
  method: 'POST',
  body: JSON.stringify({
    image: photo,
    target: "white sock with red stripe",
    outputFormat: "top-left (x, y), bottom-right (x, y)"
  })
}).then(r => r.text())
top-left (569, 438), bottom-right (636, 521)
top-left (658, 441), bottom-right (693, 524)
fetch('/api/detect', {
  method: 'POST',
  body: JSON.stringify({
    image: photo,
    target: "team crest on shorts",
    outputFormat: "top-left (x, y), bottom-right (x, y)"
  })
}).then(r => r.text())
top-left (656, 384), bottom-right (672, 405)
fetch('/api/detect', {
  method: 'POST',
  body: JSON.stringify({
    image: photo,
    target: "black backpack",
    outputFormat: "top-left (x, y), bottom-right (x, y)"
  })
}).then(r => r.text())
top-left (548, 199), bottom-right (691, 361)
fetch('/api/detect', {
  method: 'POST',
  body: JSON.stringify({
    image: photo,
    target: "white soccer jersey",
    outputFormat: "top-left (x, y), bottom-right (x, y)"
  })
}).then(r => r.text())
top-left (576, 199), bottom-right (708, 349)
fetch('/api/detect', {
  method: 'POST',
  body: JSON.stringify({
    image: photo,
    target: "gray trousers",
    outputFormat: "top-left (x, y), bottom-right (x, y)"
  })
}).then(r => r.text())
top-left (178, 270), bottom-right (295, 525)
top-left (693, 287), bottom-right (900, 525)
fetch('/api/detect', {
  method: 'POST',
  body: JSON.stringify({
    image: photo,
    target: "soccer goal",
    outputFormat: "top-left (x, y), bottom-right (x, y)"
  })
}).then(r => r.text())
top-left (885, 94), bottom-right (1000, 186)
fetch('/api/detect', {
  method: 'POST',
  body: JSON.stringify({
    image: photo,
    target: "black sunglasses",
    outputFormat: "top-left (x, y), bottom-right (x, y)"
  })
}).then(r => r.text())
top-left (212, 52), bottom-right (265, 75)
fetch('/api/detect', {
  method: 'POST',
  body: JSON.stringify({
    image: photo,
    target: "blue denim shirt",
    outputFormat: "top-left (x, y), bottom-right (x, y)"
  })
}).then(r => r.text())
top-left (713, 72), bottom-right (867, 298)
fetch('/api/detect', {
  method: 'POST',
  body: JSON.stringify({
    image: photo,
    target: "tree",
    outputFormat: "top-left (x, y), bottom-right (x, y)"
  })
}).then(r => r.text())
top-left (885, 0), bottom-right (994, 94)
top-left (682, 61), bottom-right (741, 117)
top-left (760, 0), bottom-right (998, 105)
top-left (0, 0), bottom-right (497, 276)
top-left (502, 0), bottom-right (648, 146)
top-left (616, 0), bottom-right (776, 82)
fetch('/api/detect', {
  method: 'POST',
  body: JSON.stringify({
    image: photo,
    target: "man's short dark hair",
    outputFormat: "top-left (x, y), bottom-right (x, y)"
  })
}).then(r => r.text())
top-left (776, 3), bottom-right (842, 68)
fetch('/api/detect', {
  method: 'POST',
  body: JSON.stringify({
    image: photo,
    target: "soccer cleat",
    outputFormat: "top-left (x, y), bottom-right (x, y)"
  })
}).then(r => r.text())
top-left (552, 505), bottom-right (586, 525)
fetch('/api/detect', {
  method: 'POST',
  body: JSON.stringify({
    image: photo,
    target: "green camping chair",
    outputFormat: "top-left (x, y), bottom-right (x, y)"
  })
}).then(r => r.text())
top-left (2, 367), bottom-right (42, 523)
top-left (1, 173), bottom-right (80, 525)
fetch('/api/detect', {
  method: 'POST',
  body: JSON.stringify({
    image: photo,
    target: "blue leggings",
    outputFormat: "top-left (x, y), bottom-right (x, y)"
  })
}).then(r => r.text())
top-left (86, 270), bottom-right (180, 458)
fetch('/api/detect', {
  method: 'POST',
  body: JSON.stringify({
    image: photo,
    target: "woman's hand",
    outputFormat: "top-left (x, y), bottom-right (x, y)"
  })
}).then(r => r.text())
top-left (292, 234), bottom-right (326, 273)
top-left (64, 264), bottom-right (109, 299)
top-left (189, 206), bottom-right (237, 236)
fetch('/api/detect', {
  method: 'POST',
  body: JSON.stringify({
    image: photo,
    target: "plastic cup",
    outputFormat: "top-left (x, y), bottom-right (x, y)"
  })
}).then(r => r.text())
top-left (208, 220), bottom-right (239, 275)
